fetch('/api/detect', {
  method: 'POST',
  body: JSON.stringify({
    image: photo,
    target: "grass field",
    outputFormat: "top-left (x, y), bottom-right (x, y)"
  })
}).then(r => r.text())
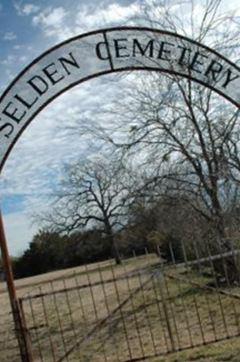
top-left (1, 254), bottom-right (240, 361)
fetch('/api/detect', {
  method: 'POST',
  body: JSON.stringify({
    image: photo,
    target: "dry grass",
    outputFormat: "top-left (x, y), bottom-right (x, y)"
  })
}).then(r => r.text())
top-left (0, 255), bottom-right (158, 361)
top-left (1, 254), bottom-right (240, 362)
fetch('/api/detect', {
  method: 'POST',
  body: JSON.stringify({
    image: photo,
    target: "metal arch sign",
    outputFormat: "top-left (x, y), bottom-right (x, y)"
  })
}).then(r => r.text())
top-left (0, 26), bottom-right (240, 172)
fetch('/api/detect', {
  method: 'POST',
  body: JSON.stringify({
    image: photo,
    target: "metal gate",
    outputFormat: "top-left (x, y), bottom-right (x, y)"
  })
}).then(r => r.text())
top-left (15, 243), bottom-right (240, 362)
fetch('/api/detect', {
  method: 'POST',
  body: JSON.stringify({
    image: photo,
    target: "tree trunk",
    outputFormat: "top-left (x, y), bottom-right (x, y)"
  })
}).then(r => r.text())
top-left (211, 216), bottom-right (239, 285)
top-left (105, 222), bottom-right (122, 265)
top-left (112, 238), bottom-right (122, 265)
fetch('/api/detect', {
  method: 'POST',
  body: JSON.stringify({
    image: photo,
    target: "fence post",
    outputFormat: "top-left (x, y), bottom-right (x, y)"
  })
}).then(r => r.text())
top-left (0, 211), bottom-right (33, 362)
top-left (157, 247), bottom-right (176, 351)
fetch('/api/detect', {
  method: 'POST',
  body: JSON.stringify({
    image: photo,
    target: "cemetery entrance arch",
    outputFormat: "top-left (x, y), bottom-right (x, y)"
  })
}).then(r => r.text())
top-left (0, 27), bottom-right (239, 362)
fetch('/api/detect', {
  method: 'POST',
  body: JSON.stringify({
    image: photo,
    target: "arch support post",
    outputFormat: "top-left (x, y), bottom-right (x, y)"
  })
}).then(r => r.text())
top-left (0, 210), bottom-right (33, 362)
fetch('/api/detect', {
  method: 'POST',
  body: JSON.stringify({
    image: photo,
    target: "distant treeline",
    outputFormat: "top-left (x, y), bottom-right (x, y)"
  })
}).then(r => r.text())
top-left (11, 199), bottom-right (187, 279)
top-left (12, 229), bottom-right (149, 279)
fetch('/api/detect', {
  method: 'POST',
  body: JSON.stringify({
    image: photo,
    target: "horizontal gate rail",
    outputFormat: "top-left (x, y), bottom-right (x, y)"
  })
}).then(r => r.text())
top-left (166, 273), bottom-right (240, 300)
top-left (13, 248), bottom-right (240, 362)
top-left (20, 264), bottom-right (159, 301)
top-left (56, 270), bottom-right (156, 362)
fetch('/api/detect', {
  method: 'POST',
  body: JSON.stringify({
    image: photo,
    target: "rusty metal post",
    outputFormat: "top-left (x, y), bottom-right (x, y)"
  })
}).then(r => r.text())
top-left (0, 210), bottom-right (33, 362)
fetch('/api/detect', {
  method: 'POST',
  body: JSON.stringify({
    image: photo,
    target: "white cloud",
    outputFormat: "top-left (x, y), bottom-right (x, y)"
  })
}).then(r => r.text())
top-left (30, 2), bottom-right (141, 41)
top-left (0, 74), bottom-right (128, 208)
top-left (14, 2), bottom-right (40, 16)
top-left (22, 3), bottom-right (40, 15)
top-left (2, 0), bottom-right (239, 255)
top-left (32, 7), bottom-right (68, 38)
top-left (3, 211), bottom-right (38, 256)
top-left (75, 3), bottom-right (141, 29)
top-left (3, 32), bottom-right (17, 41)
top-left (0, 54), bottom-right (16, 65)
top-left (33, 7), bottom-right (66, 27)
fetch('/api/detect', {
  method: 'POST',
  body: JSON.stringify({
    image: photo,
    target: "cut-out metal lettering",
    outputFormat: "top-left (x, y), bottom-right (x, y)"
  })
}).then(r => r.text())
top-left (0, 27), bottom-right (239, 171)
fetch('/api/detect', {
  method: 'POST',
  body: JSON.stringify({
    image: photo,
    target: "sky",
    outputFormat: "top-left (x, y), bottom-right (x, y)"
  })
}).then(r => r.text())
top-left (0, 0), bottom-right (239, 256)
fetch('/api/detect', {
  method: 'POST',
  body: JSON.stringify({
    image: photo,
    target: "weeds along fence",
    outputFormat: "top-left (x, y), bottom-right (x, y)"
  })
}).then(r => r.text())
top-left (2, 242), bottom-right (240, 362)
top-left (0, 308), bottom-right (21, 362)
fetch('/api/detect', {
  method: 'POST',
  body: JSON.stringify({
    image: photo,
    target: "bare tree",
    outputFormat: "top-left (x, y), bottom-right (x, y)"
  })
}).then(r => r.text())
top-left (141, 0), bottom-right (240, 57)
top-left (100, 77), bottom-right (240, 279)
top-left (56, 0), bottom-right (240, 278)
top-left (42, 157), bottom-right (135, 264)
top-left (69, 0), bottom-right (240, 279)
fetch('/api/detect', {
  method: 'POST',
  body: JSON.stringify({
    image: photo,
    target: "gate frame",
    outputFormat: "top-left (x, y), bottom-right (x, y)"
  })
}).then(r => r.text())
top-left (0, 26), bottom-right (240, 362)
